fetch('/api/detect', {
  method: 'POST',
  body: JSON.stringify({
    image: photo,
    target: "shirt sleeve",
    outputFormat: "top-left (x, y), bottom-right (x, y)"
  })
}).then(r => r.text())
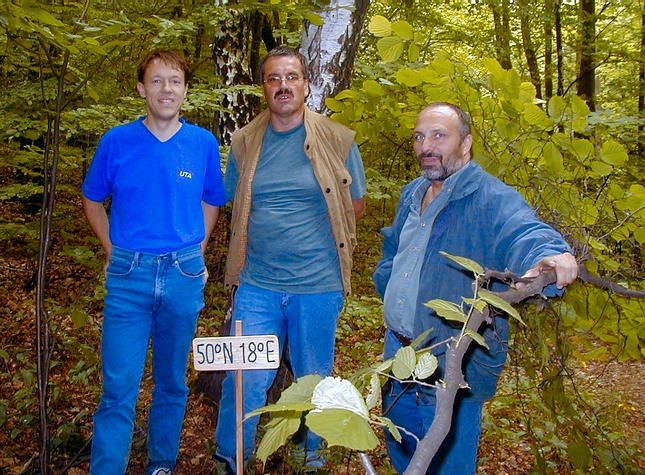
top-left (345, 142), bottom-right (366, 200)
top-left (202, 134), bottom-right (228, 206)
top-left (223, 148), bottom-right (239, 202)
top-left (82, 134), bottom-right (112, 202)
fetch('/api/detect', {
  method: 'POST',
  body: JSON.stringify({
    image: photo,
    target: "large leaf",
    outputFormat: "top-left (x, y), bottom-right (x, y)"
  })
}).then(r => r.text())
top-left (600, 140), bottom-right (627, 166)
top-left (377, 36), bottom-right (404, 62)
top-left (439, 251), bottom-right (484, 275)
top-left (391, 20), bottom-right (414, 40)
top-left (366, 373), bottom-right (380, 410)
top-left (543, 142), bottom-right (564, 174)
top-left (256, 413), bottom-right (302, 462)
top-left (311, 377), bottom-right (369, 419)
top-left (414, 352), bottom-right (438, 379)
top-left (392, 346), bottom-right (416, 379)
top-left (245, 402), bottom-right (315, 419)
top-left (362, 79), bottom-right (385, 97)
top-left (368, 15), bottom-right (391, 37)
top-left (306, 409), bottom-right (379, 451)
top-left (463, 329), bottom-right (489, 349)
top-left (478, 289), bottom-right (524, 324)
top-left (375, 415), bottom-right (402, 442)
top-left (396, 68), bottom-right (423, 87)
top-left (424, 299), bottom-right (468, 323)
top-left (276, 374), bottom-right (322, 404)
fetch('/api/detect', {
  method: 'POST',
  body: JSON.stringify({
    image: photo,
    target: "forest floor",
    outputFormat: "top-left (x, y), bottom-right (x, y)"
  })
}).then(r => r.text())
top-left (1, 165), bottom-right (644, 474)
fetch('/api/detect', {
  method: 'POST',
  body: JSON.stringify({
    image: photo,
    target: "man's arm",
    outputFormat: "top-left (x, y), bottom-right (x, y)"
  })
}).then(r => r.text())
top-left (201, 201), bottom-right (220, 254)
top-left (82, 196), bottom-right (112, 256)
top-left (520, 252), bottom-right (578, 289)
top-left (352, 197), bottom-right (366, 222)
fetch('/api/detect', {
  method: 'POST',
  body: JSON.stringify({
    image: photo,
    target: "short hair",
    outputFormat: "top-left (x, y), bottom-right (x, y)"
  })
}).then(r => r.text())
top-left (258, 46), bottom-right (309, 83)
top-left (422, 102), bottom-right (471, 140)
top-left (137, 49), bottom-right (190, 84)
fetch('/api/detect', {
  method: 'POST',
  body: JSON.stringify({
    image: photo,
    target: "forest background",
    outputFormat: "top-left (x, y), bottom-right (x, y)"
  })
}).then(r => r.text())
top-left (0, 0), bottom-right (644, 473)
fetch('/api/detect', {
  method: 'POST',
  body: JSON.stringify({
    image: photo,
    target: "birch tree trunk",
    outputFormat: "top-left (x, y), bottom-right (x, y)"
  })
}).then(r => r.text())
top-left (300, 0), bottom-right (370, 114)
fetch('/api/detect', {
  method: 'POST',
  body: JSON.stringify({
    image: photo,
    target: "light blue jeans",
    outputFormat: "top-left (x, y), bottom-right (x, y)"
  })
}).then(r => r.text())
top-left (90, 245), bottom-right (206, 475)
top-left (214, 283), bottom-right (344, 472)
top-left (382, 329), bottom-right (484, 474)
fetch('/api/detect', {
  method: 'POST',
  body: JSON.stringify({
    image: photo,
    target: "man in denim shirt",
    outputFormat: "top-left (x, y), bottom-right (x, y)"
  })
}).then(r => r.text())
top-left (373, 102), bottom-right (578, 474)
top-left (82, 50), bottom-right (226, 474)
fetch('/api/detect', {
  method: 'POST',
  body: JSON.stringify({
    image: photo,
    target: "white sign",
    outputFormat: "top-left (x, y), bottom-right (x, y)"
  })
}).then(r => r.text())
top-left (192, 335), bottom-right (280, 371)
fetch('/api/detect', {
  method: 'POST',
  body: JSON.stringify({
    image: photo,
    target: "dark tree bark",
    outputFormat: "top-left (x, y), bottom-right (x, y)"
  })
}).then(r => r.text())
top-left (577, 0), bottom-right (596, 110)
top-left (639, 0), bottom-right (644, 160)
top-left (519, 0), bottom-right (542, 99)
top-left (489, 0), bottom-right (512, 70)
top-left (544, 0), bottom-right (554, 99)
top-left (555, 0), bottom-right (564, 96)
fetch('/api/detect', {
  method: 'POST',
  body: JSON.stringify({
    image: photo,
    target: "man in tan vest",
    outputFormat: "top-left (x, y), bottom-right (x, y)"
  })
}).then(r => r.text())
top-left (214, 46), bottom-right (366, 472)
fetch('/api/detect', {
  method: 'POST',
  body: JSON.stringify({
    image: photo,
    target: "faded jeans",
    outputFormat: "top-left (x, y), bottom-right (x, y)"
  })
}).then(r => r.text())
top-left (90, 245), bottom-right (206, 475)
top-left (214, 283), bottom-right (344, 472)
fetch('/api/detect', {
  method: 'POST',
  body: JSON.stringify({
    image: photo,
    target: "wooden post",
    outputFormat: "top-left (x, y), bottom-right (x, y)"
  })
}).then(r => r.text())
top-left (235, 320), bottom-right (243, 475)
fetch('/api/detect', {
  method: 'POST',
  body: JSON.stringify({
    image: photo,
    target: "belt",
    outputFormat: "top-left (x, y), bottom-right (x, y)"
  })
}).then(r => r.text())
top-left (392, 330), bottom-right (412, 347)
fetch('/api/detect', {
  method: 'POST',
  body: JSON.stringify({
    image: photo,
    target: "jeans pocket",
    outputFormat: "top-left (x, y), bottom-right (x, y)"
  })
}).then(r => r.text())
top-left (175, 254), bottom-right (206, 278)
top-left (105, 254), bottom-right (135, 276)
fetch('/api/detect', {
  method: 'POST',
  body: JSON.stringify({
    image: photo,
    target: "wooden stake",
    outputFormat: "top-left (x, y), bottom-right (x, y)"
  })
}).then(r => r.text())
top-left (235, 320), bottom-right (243, 475)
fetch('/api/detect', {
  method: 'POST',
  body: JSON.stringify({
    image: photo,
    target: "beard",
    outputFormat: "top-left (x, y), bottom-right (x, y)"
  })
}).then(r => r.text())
top-left (419, 152), bottom-right (462, 182)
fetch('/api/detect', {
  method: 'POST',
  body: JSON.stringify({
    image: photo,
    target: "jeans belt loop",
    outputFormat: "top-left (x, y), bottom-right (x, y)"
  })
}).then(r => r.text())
top-left (133, 251), bottom-right (140, 267)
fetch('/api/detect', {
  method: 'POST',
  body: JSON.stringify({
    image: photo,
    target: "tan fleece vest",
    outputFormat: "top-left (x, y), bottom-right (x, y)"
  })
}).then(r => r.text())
top-left (224, 108), bottom-right (358, 296)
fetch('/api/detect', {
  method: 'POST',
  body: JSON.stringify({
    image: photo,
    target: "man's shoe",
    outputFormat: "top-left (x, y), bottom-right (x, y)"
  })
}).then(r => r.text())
top-left (150, 469), bottom-right (172, 475)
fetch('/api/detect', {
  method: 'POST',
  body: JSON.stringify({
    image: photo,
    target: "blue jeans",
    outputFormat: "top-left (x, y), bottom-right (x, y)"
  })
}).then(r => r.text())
top-left (214, 283), bottom-right (344, 471)
top-left (90, 245), bottom-right (206, 475)
top-left (382, 330), bottom-right (484, 474)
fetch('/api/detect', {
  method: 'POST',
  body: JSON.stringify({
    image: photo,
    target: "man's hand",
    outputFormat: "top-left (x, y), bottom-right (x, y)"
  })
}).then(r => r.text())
top-left (520, 252), bottom-right (578, 289)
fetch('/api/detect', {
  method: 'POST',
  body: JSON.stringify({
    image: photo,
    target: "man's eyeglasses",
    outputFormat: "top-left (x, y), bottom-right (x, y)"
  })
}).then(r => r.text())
top-left (263, 74), bottom-right (305, 87)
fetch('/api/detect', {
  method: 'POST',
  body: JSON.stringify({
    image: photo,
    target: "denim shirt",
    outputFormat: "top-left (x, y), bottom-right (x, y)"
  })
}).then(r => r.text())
top-left (373, 161), bottom-right (571, 399)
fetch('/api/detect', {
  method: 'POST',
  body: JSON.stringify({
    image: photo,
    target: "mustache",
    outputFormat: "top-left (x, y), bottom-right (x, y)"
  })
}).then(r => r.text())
top-left (274, 88), bottom-right (293, 99)
top-left (420, 152), bottom-right (443, 160)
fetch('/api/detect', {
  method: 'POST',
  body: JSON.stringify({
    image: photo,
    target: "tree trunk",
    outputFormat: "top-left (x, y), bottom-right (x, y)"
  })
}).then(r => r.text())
top-left (519, 0), bottom-right (542, 99)
top-left (639, 0), bottom-right (644, 160)
top-left (489, 0), bottom-right (512, 70)
top-left (577, 0), bottom-right (596, 110)
top-left (210, 1), bottom-right (262, 144)
top-left (300, 0), bottom-right (370, 114)
top-left (555, 0), bottom-right (564, 96)
top-left (544, 0), bottom-right (554, 99)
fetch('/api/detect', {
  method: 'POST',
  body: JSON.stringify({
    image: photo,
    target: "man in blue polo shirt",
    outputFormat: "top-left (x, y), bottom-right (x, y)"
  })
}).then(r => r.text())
top-left (82, 49), bottom-right (226, 475)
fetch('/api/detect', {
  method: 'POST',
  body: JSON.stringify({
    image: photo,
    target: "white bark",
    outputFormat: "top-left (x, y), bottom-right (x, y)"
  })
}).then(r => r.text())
top-left (300, 0), bottom-right (369, 114)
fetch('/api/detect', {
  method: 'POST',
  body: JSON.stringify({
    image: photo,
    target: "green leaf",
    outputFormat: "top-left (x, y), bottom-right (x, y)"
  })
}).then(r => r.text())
top-left (463, 329), bottom-right (489, 349)
top-left (302, 12), bottom-right (324, 26)
top-left (439, 251), bottom-right (484, 275)
top-left (391, 20), bottom-right (414, 40)
top-left (335, 89), bottom-right (358, 100)
top-left (600, 140), bottom-right (627, 166)
top-left (590, 160), bottom-right (613, 176)
top-left (325, 97), bottom-right (344, 112)
top-left (245, 402), bottom-right (315, 419)
top-left (396, 68), bottom-right (423, 87)
top-left (0, 349), bottom-right (9, 361)
top-left (392, 346), bottom-right (416, 379)
top-left (483, 57), bottom-right (504, 79)
top-left (543, 142), bottom-right (563, 174)
top-left (256, 413), bottom-right (302, 462)
top-left (70, 309), bottom-right (86, 329)
top-left (366, 373), bottom-right (380, 410)
top-left (414, 352), bottom-right (438, 379)
top-left (478, 290), bottom-right (524, 324)
top-left (461, 297), bottom-right (487, 313)
top-left (312, 377), bottom-right (369, 419)
top-left (522, 103), bottom-right (548, 125)
top-left (548, 96), bottom-right (566, 119)
top-left (376, 415), bottom-right (402, 442)
top-left (23, 5), bottom-right (65, 27)
top-left (408, 43), bottom-right (420, 62)
top-left (362, 79), bottom-right (385, 97)
top-left (424, 299), bottom-right (467, 323)
top-left (276, 374), bottom-right (322, 404)
top-left (409, 327), bottom-right (433, 349)
top-left (567, 440), bottom-right (592, 471)
top-left (377, 36), bottom-right (404, 62)
top-left (306, 409), bottom-right (379, 450)
top-left (368, 15), bottom-right (392, 37)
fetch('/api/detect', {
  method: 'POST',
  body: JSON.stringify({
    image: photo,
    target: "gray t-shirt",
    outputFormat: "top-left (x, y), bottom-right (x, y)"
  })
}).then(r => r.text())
top-left (224, 121), bottom-right (366, 293)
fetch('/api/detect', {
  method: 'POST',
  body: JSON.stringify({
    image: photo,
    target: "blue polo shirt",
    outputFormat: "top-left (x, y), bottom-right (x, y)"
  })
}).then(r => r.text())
top-left (82, 118), bottom-right (227, 253)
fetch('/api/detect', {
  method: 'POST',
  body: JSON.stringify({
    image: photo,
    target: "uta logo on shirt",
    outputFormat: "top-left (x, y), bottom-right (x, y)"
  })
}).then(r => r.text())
top-left (179, 170), bottom-right (192, 179)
